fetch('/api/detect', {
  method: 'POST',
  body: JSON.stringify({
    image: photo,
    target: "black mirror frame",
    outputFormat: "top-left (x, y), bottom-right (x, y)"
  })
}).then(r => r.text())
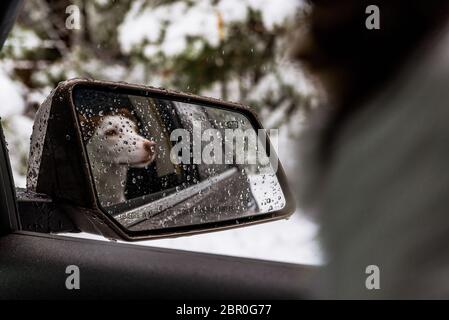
top-left (27, 78), bottom-right (296, 241)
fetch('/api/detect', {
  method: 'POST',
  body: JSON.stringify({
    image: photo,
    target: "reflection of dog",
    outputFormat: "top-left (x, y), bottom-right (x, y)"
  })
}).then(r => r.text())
top-left (79, 108), bottom-right (156, 206)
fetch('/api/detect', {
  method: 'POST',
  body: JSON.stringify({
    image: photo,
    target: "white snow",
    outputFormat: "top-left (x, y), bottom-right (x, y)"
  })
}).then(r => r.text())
top-left (217, 0), bottom-right (248, 23)
top-left (62, 210), bottom-right (321, 265)
top-left (2, 115), bottom-right (33, 188)
top-left (0, 69), bottom-right (25, 117)
top-left (247, 0), bottom-right (303, 30)
top-left (3, 27), bottom-right (42, 57)
top-left (118, 0), bottom-right (166, 53)
top-left (0, 67), bottom-right (33, 188)
top-left (118, 0), bottom-right (304, 58)
top-left (135, 211), bottom-right (321, 265)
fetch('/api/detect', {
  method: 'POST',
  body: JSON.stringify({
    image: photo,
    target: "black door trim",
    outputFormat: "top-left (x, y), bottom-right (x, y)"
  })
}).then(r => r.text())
top-left (0, 0), bottom-right (25, 235)
top-left (0, 124), bottom-right (20, 235)
top-left (0, 231), bottom-right (316, 299)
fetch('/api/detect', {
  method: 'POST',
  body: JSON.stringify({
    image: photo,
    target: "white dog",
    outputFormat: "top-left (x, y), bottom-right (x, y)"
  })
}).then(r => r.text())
top-left (80, 109), bottom-right (156, 206)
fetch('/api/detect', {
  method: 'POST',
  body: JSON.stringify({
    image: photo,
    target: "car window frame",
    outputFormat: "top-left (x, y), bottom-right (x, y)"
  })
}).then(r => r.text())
top-left (0, 123), bottom-right (20, 235)
top-left (0, 0), bottom-right (23, 236)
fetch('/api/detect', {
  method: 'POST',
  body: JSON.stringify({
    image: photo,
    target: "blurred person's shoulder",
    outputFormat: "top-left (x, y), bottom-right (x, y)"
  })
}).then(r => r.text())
top-left (334, 22), bottom-right (449, 166)
top-left (302, 22), bottom-right (449, 298)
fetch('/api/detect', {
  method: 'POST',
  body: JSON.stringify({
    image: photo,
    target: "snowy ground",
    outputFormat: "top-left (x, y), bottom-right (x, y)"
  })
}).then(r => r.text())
top-left (63, 211), bottom-right (321, 265)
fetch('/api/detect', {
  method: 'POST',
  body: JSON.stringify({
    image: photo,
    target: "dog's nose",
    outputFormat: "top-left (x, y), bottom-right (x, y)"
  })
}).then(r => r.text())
top-left (143, 140), bottom-right (156, 154)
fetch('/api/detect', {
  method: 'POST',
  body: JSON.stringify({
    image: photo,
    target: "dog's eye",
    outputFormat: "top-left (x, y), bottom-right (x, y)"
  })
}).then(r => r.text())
top-left (105, 129), bottom-right (118, 137)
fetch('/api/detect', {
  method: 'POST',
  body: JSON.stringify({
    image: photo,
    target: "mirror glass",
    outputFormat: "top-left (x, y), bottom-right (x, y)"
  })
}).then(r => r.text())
top-left (73, 86), bottom-right (286, 231)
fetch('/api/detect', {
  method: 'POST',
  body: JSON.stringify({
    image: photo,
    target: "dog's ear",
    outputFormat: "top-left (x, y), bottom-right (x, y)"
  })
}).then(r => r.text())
top-left (118, 107), bottom-right (133, 118)
top-left (118, 108), bottom-right (138, 124)
top-left (77, 113), bottom-right (101, 142)
top-left (78, 113), bottom-right (88, 126)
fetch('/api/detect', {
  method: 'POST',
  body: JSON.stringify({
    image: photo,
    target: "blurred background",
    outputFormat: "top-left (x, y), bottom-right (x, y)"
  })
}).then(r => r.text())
top-left (0, 0), bottom-right (321, 265)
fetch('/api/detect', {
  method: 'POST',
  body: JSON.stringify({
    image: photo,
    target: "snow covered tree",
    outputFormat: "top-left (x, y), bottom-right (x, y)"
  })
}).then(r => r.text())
top-left (118, 0), bottom-right (315, 116)
top-left (0, 0), bottom-right (315, 185)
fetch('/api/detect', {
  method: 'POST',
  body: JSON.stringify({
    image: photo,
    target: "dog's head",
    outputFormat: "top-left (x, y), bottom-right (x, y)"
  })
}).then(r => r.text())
top-left (79, 108), bottom-right (157, 168)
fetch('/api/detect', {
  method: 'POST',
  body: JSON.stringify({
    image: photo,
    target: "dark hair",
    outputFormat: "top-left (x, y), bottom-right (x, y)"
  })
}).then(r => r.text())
top-left (294, 0), bottom-right (449, 162)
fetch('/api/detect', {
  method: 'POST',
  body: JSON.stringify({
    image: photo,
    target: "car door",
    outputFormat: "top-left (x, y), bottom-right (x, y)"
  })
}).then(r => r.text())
top-left (0, 0), bottom-right (314, 299)
top-left (0, 121), bottom-right (314, 299)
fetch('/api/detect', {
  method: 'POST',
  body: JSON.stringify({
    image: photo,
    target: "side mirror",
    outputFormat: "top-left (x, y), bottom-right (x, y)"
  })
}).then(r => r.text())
top-left (26, 79), bottom-right (295, 241)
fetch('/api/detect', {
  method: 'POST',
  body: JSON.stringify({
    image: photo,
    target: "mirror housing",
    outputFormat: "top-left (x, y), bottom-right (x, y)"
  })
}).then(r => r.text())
top-left (26, 79), bottom-right (295, 241)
